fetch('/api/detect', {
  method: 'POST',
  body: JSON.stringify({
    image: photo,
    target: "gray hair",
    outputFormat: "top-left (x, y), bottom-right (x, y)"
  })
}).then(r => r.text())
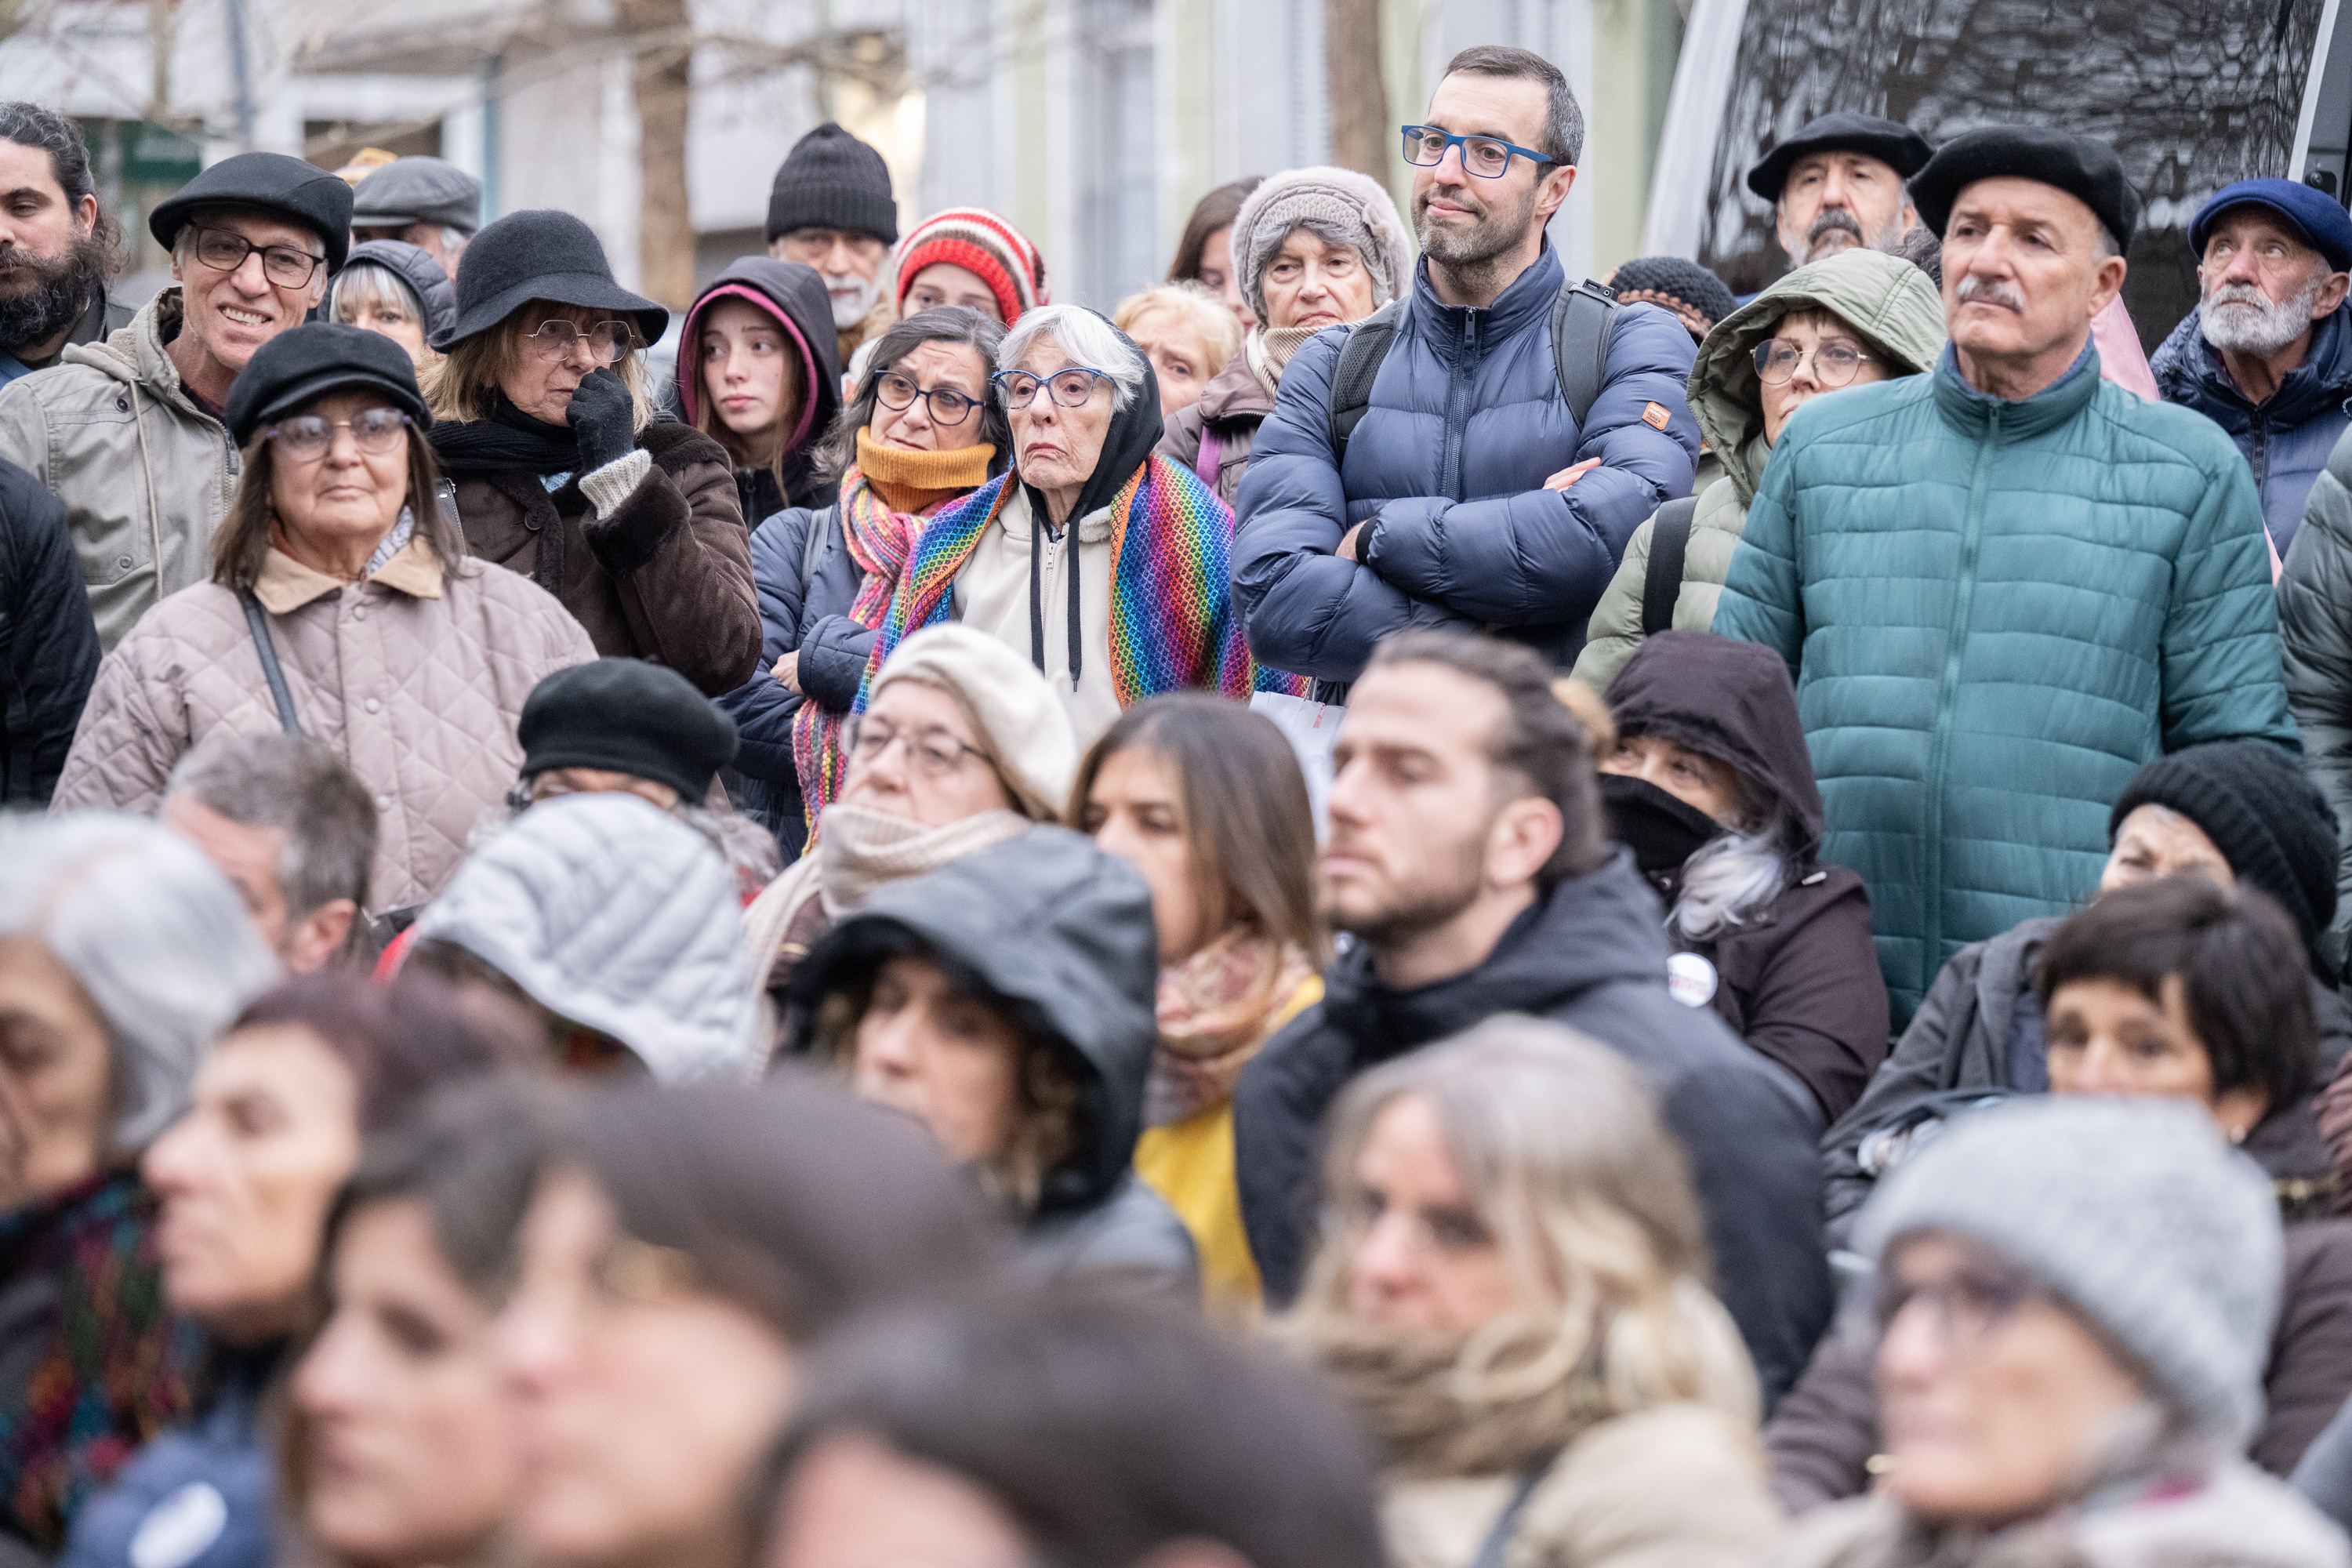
top-left (996, 303), bottom-right (1147, 412)
top-left (0, 813), bottom-right (281, 1152)
top-left (165, 734), bottom-right (379, 921)
top-left (328, 261), bottom-right (426, 328)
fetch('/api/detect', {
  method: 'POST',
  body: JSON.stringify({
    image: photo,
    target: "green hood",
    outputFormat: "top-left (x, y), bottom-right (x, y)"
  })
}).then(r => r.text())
top-left (1690, 249), bottom-right (1947, 506)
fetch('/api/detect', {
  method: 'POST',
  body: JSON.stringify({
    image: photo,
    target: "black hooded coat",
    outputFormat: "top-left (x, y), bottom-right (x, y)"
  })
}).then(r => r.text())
top-left (785, 827), bottom-right (1200, 1301)
top-left (1602, 631), bottom-right (1891, 1124)
top-left (677, 256), bottom-right (844, 524)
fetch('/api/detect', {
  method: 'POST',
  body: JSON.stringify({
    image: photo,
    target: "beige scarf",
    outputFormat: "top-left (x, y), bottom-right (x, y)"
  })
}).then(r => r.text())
top-left (1301, 1323), bottom-right (1608, 1480)
top-left (1249, 325), bottom-right (1323, 397)
top-left (1148, 931), bottom-right (1314, 1125)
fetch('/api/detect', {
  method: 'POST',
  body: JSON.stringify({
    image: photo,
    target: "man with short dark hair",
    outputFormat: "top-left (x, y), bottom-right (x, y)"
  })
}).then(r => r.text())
top-left (1232, 629), bottom-right (1829, 1405)
top-left (1715, 127), bottom-right (2297, 1029)
top-left (0, 151), bottom-right (352, 648)
top-left (159, 732), bottom-right (377, 973)
top-left (0, 104), bottom-right (130, 384)
top-left (348, 154), bottom-right (481, 277)
top-left (766, 122), bottom-right (898, 368)
top-left (2153, 179), bottom-right (2352, 555)
top-left (1746, 112), bottom-right (1933, 271)
top-left (1235, 45), bottom-right (1700, 683)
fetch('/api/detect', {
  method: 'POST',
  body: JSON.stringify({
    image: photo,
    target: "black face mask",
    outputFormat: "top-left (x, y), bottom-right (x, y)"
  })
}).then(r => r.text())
top-left (1598, 771), bottom-right (1725, 902)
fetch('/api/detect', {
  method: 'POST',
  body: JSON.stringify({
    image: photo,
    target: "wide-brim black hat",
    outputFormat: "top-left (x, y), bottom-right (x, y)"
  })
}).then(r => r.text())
top-left (434, 209), bottom-right (669, 350)
top-left (223, 322), bottom-right (431, 446)
top-left (1908, 125), bottom-right (2143, 250)
top-left (1747, 112), bottom-right (1933, 203)
top-left (149, 151), bottom-right (356, 271)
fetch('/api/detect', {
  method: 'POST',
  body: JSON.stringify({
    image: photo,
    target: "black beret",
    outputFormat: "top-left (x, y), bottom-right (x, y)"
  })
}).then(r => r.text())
top-left (1747, 113), bottom-right (1933, 203)
top-left (518, 659), bottom-right (739, 805)
top-left (149, 151), bottom-right (356, 271)
top-left (224, 323), bottom-right (430, 447)
top-left (1908, 125), bottom-right (2143, 251)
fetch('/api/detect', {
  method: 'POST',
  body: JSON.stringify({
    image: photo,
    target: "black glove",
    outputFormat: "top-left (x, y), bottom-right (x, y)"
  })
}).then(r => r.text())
top-left (568, 368), bottom-right (637, 474)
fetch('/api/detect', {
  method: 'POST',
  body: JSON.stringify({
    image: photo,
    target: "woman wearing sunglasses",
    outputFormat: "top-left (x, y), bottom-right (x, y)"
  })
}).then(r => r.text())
top-left (1572, 247), bottom-right (1945, 693)
top-left (426, 210), bottom-right (761, 699)
top-left (54, 325), bottom-right (593, 909)
top-left (717, 307), bottom-right (1011, 853)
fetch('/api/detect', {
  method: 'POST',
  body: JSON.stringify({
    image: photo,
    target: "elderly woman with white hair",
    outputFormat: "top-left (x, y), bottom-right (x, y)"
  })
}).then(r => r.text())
top-left (857, 303), bottom-right (1281, 750)
top-left (0, 815), bottom-right (278, 1555)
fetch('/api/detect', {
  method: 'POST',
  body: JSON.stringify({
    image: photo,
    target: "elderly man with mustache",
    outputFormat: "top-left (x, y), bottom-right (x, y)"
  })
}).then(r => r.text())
top-left (1748, 112), bottom-right (1933, 270)
top-left (1713, 126), bottom-right (2297, 1029)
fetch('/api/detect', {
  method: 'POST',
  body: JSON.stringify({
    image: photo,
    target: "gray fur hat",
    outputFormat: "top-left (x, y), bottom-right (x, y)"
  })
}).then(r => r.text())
top-left (1232, 165), bottom-right (1414, 327)
top-left (1856, 1097), bottom-right (2281, 1451)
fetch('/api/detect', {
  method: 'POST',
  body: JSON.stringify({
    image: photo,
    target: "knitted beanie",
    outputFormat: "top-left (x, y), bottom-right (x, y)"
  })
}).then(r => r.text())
top-left (766, 122), bottom-right (898, 245)
top-left (871, 624), bottom-right (1076, 822)
top-left (1231, 165), bottom-right (1415, 326)
top-left (1607, 256), bottom-right (1738, 339)
top-left (892, 207), bottom-right (1050, 325)
top-left (2107, 741), bottom-right (2338, 953)
top-left (1856, 1097), bottom-right (2281, 1452)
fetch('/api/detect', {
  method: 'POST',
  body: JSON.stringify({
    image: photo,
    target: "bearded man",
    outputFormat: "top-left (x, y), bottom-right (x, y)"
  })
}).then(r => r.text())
top-left (1229, 630), bottom-right (1831, 1406)
top-left (1233, 45), bottom-right (1700, 684)
top-left (2151, 179), bottom-right (2352, 555)
top-left (0, 105), bottom-right (128, 385)
top-left (766, 122), bottom-right (898, 372)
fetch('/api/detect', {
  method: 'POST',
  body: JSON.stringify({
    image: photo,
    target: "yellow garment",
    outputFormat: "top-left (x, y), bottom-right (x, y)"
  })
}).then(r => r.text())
top-left (854, 427), bottom-right (996, 514)
top-left (1133, 972), bottom-right (1323, 1314)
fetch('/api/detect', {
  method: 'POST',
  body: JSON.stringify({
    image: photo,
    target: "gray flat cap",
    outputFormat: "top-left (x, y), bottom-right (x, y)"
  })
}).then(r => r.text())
top-left (351, 155), bottom-right (482, 235)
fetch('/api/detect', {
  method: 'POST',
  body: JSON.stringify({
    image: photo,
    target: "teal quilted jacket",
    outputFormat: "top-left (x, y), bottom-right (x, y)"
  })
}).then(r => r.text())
top-left (1715, 345), bottom-right (2298, 1023)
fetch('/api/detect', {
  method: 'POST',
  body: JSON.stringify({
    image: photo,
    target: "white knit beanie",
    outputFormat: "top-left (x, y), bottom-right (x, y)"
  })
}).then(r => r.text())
top-left (1855, 1097), bottom-right (2281, 1452)
top-left (1232, 165), bottom-right (1415, 325)
top-left (872, 624), bottom-right (1079, 823)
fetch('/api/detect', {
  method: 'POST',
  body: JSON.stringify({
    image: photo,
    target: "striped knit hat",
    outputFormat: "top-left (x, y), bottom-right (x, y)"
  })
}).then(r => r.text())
top-left (892, 206), bottom-right (1050, 324)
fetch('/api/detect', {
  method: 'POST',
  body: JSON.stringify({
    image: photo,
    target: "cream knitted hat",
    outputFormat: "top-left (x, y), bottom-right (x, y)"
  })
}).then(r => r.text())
top-left (1232, 165), bottom-right (1415, 325)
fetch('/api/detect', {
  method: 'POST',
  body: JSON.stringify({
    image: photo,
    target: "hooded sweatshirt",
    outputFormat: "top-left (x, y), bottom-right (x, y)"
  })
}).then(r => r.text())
top-left (1571, 249), bottom-right (1947, 692)
top-left (1602, 630), bottom-right (1890, 1123)
top-left (677, 257), bottom-right (844, 524)
top-left (786, 827), bottom-right (1199, 1300)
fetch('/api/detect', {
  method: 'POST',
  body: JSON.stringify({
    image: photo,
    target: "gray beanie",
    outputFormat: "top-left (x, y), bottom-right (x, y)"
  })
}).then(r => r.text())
top-left (1857, 1098), bottom-right (2281, 1450)
top-left (1232, 165), bottom-right (1415, 326)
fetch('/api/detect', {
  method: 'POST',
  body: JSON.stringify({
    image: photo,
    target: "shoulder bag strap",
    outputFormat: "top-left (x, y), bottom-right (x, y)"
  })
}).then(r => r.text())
top-left (800, 505), bottom-right (837, 596)
top-left (1641, 494), bottom-right (1703, 637)
top-left (1194, 423), bottom-right (1224, 488)
top-left (1551, 278), bottom-right (1621, 429)
top-left (1327, 299), bottom-right (1406, 467)
top-left (238, 588), bottom-right (303, 737)
top-left (1468, 1458), bottom-right (1557, 1568)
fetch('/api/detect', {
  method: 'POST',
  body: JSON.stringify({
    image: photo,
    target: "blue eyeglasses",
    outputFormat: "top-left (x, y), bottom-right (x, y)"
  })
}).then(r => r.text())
top-left (1400, 124), bottom-right (1555, 180)
top-left (991, 366), bottom-right (1116, 410)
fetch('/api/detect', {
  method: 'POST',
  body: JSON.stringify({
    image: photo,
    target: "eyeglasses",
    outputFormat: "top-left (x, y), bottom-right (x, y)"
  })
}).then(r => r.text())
top-left (265, 406), bottom-right (410, 461)
top-left (524, 319), bottom-right (637, 365)
top-left (990, 366), bottom-right (1115, 410)
top-left (1753, 339), bottom-right (1877, 388)
top-left (1872, 1261), bottom-right (2042, 1352)
top-left (1400, 125), bottom-right (1555, 180)
top-left (875, 369), bottom-right (980, 426)
top-left (187, 225), bottom-right (326, 289)
top-left (844, 716), bottom-right (993, 779)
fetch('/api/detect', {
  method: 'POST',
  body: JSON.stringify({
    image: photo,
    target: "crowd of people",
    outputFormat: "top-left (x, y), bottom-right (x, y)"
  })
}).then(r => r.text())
top-left (10, 31), bottom-right (2352, 1568)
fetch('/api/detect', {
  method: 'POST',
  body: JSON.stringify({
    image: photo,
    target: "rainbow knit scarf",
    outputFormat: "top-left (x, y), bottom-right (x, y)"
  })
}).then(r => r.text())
top-left (856, 455), bottom-right (1306, 713)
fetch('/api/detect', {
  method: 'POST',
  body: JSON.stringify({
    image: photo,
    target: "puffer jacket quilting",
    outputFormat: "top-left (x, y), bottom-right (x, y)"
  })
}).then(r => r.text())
top-left (0, 289), bottom-right (241, 652)
top-left (50, 547), bottom-right (595, 909)
top-left (2280, 426), bottom-right (2352, 929)
top-left (1232, 245), bottom-right (1700, 681)
top-left (2154, 303), bottom-right (2352, 557)
top-left (1713, 347), bottom-right (2299, 1022)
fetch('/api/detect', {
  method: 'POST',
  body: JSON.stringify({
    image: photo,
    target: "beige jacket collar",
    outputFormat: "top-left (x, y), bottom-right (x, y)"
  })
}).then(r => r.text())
top-left (252, 537), bottom-right (445, 615)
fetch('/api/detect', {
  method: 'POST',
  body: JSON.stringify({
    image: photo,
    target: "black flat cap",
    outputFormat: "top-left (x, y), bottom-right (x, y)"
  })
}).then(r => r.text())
top-left (1747, 112), bottom-right (1933, 202)
top-left (149, 151), bottom-right (355, 271)
top-left (518, 659), bottom-right (739, 804)
top-left (1908, 125), bottom-right (2143, 250)
top-left (351, 155), bottom-right (483, 235)
top-left (224, 322), bottom-right (430, 446)
top-left (436, 209), bottom-right (667, 350)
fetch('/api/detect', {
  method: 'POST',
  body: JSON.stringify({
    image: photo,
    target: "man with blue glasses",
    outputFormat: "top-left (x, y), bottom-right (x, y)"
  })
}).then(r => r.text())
top-left (1232, 44), bottom-right (1700, 688)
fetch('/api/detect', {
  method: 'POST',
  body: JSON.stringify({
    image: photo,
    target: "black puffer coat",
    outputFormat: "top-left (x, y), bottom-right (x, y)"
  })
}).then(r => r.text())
top-left (786, 827), bottom-right (1199, 1301)
top-left (1603, 630), bottom-right (1890, 1124)
top-left (1232, 848), bottom-right (1831, 1406)
top-left (0, 455), bottom-right (98, 804)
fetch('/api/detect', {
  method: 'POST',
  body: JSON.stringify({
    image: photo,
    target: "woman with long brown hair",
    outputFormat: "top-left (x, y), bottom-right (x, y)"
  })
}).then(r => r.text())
top-left (53, 323), bottom-right (592, 909)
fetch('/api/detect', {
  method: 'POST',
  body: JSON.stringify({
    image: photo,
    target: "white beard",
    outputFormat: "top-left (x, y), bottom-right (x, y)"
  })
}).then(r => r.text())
top-left (824, 270), bottom-right (878, 331)
top-left (2200, 273), bottom-right (2325, 359)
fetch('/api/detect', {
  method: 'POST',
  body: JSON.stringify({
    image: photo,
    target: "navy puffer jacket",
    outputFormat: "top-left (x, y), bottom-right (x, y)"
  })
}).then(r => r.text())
top-left (1232, 244), bottom-right (1700, 681)
top-left (2153, 303), bottom-right (2352, 557)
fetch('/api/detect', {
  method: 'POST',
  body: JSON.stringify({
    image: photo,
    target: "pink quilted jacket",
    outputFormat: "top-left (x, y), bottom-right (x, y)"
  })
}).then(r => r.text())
top-left (53, 541), bottom-right (595, 909)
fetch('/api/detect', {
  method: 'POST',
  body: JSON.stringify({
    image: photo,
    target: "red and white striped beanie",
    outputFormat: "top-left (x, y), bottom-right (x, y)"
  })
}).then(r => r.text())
top-left (891, 206), bottom-right (1050, 324)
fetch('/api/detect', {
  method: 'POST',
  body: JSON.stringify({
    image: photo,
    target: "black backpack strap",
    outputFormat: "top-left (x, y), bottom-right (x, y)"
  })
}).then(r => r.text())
top-left (1640, 495), bottom-right (1701, 637)
top-left (1327, 300), bottom-right (1405, 467)
top-left (238, 589), bottom-right (303, 737)
top-left (1551, 278), bottom-right (1621, 428)
top-left (800, 505), bottom-right (837, 596)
